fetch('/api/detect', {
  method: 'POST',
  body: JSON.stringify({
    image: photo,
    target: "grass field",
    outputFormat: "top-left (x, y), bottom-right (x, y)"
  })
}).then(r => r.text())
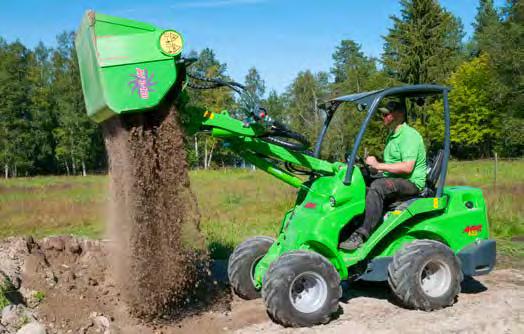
top-left (0, 160), bottom-right (522, 259)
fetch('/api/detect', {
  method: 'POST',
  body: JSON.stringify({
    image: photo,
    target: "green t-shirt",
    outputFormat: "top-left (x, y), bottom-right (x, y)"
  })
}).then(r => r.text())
top-left (383, 123), bottom-right (427, 190)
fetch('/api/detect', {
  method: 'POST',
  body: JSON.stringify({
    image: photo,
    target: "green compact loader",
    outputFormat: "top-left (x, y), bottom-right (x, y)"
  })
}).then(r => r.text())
top-left (76, 12), bottom-right (496, 327)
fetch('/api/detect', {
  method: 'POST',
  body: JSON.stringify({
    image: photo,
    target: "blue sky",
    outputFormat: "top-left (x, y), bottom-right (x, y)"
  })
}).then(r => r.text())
top-left (0, 0), bottom-right (505, 94)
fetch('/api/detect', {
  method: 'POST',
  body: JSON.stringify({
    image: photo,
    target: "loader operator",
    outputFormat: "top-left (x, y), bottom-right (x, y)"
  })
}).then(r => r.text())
top-left (340, 101), bottom-right (427, 250)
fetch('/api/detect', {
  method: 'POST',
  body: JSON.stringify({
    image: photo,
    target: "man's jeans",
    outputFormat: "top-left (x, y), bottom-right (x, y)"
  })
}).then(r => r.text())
top-left (356, 178), bottom-right (420, 239)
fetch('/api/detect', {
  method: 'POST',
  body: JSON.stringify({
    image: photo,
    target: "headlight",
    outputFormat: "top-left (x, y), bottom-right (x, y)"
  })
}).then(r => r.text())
top-left (159, 30), bottom-right (183, 56)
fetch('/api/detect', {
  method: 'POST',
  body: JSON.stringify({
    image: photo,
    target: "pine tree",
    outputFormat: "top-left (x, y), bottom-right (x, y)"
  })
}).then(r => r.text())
top-left (331, 40), bottom-right (376, 92)
top-left (472, 0), bottom-right (501, 51)
top-left (495, 0), bottom-right (524, 118)
top-left (382, 0), bottom-right (464, 84)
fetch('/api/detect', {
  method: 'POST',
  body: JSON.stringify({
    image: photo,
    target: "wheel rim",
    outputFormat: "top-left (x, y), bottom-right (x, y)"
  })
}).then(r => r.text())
top-left (419, 259), bottom-right (452, 298)
top-left (250, 255), bottom-right (264, 284)
top-left (289, 271), bottom-right (328, 313)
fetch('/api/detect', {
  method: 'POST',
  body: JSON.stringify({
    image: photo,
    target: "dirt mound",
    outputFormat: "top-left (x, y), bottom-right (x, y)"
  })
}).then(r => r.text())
top-left (0, 236), bottom-right (230, 333)
top-left (102, 105), bottom-right (206, 317)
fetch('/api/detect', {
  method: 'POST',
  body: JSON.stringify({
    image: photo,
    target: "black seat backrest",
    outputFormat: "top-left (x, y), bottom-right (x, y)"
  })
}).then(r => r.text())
top-left (426, 149), bottom-right (444, 190)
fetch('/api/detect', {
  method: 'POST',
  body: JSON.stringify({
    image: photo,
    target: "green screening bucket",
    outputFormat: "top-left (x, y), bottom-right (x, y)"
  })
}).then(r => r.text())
top-left (75, 11), bottom-right (184, 123)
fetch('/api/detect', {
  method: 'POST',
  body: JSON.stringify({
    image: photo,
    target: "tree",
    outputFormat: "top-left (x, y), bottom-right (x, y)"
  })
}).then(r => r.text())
top-left (183, 48), bottom-right (236, 168)
top-left (427, 55), bottom-right (499, 158)
top-left (382, 0), bottom-right (464, 84)
top-left (263, 90), bottom-right (286, 123)
top-left (241, 67), bottom-right (265, 125)
top-left (244, 67), bottom-right (265, 100)
top-left (331, 40), bottom-right (377, 92)
top-left (491, 0), bottom-right (524, 118)
top-left (470, 0), bottom-right (501, 56)
top-left (52, 32), bottom-right (101, 175)
top-left (467, 0), bottom-right (523, 156)
top-left (285, 71), bottom-right (330, 147)
top-left (27, 42), bottom-right (58, 174)
top-left (0, 40), bottom-right (33, 177)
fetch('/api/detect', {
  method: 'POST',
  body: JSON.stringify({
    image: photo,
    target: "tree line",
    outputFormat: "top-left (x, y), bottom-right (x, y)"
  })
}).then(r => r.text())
top-left (0, 32), bottom-right (104, 177)
top-left (0, 0), bottom-right (522, 176)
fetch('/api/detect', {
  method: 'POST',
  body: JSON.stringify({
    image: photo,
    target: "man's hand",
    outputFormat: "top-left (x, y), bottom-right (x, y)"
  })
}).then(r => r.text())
top-left (365, 156), bottom-right (379, 169)
top-left (363, 155), bottom-right (415, 175)
top-left (375, 160), bottom-right (416, 175)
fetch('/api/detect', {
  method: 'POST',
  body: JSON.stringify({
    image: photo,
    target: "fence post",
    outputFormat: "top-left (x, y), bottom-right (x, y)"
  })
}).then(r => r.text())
top-left (493, 151), bottom-right (498, 189)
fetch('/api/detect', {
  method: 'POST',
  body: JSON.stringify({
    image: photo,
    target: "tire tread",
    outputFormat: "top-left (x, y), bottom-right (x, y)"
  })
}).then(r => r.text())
top-left (388, 239), bottom-right (462, 311)
top-left (262, 250), bottom-right (342, 327)
top-left (228, 236), bottom-right (274, 300)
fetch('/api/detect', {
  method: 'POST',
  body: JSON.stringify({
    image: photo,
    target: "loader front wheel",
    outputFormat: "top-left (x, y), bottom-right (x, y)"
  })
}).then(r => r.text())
top-left (228, 236), bottom-right (274, 300)
top-left (388, 240), bottom-right (462, 311)
top-left (262, 251), bottom-right (342, 327)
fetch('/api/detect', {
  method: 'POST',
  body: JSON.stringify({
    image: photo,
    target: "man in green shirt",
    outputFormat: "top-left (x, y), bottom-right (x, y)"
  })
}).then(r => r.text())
top-left (340, 101), bottom-right (427, 250)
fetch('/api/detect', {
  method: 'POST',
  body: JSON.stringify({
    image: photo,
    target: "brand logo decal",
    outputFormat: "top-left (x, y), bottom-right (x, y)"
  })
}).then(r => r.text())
top-left (129, 68), bottom-right (157, 99)
top-left (464, 225), bottom-right (482, 236)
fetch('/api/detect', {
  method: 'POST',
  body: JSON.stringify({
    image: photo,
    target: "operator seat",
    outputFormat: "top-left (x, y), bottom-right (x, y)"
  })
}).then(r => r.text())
top-left (420, 149), bottom-right (444, 197)
top-left (387, 149), bottom-right (444, 211)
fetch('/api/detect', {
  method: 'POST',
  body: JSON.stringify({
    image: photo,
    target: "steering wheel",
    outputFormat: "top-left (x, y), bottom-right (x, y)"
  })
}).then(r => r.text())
top-left (260, 121), bottom-right (310, 152)
top-left (355, 155), bottom-right (372, 178)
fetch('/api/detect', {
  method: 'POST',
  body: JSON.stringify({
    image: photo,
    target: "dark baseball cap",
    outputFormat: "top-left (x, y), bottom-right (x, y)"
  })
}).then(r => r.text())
top-left (379, 101), bottom-right (406, 115)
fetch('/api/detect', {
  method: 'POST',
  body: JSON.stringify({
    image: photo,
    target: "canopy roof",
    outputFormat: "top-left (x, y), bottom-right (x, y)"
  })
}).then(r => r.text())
top-left (327, 84), bottom-right (449, 106)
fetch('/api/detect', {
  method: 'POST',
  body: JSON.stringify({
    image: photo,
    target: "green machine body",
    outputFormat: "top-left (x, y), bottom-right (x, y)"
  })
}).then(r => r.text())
top-left (75, 11), bottom-right (184, 123)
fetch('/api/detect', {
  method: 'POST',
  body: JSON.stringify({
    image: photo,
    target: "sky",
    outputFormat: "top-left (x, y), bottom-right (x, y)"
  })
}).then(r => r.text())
top-left (0, 0), bottom-right (506, 94)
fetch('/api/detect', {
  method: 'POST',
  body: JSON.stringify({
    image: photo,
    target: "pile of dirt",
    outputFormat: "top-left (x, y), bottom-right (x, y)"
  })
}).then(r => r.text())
top-left (0, 236), bottom-right (231, 334)
top-left (101, 104), bottom-right (207, 318)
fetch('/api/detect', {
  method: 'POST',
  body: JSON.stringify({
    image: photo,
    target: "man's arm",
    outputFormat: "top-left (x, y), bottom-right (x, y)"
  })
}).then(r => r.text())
top-left (365, 156), bottom-right (415, 175)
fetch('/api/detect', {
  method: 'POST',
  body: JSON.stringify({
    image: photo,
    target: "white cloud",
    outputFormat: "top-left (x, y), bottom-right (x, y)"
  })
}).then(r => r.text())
top-left (172, 0), bottom-right (268, 9)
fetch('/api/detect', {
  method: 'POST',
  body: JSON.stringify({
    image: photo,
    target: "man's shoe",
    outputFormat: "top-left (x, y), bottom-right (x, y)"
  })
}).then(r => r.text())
top-left (339, 232), bottom-right (365, 251)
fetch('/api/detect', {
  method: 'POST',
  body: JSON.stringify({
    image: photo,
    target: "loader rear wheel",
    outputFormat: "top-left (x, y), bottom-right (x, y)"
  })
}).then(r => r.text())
top-left (228, 236), bottom-right (274, 300)
top-left (262, 251), bottom-right (342, 327)
top-left (388, 240), bottom-right (463, 311)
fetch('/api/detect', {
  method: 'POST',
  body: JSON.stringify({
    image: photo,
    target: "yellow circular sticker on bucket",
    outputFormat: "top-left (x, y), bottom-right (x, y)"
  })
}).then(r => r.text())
top-left (159, 30), bottom-right (183, 56)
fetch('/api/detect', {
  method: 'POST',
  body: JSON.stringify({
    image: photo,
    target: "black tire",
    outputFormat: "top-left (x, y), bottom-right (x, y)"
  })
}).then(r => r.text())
top-left (388, 239), bottom-right (463, 311)
top-left (262, 251), bottom-right (342, 327)
top-left (228, 236), bottom-right (274, 300)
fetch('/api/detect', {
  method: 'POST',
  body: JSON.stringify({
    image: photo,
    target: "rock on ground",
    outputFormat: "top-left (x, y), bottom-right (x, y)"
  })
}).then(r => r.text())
top-left (1, 304), bottom-right (36, 329)
top-left (15, 322), bottom-right (46, 334)
top-left (0, 237), bottom-right (33, 290)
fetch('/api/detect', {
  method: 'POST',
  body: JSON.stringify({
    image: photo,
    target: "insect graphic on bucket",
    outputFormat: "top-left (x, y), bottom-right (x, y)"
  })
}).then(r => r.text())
top-left (129, 68), bottom-right (157, 99)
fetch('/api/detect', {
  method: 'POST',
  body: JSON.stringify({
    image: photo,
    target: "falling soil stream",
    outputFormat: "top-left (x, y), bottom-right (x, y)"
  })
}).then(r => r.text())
top-left (102, 104), bottom-right (206, 318)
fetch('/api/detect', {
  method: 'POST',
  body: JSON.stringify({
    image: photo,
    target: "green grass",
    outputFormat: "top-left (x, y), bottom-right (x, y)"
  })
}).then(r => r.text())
top-left (446, 159), bottom-right (524, 260)
top-left (0, 160), bottom-right (522, 260)
top-left (33, 291), bottom-right (45, 302)
top-left (0, 276), bottom-right (15, 309)
top-left (0, 175), bottom-right (107, 239)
